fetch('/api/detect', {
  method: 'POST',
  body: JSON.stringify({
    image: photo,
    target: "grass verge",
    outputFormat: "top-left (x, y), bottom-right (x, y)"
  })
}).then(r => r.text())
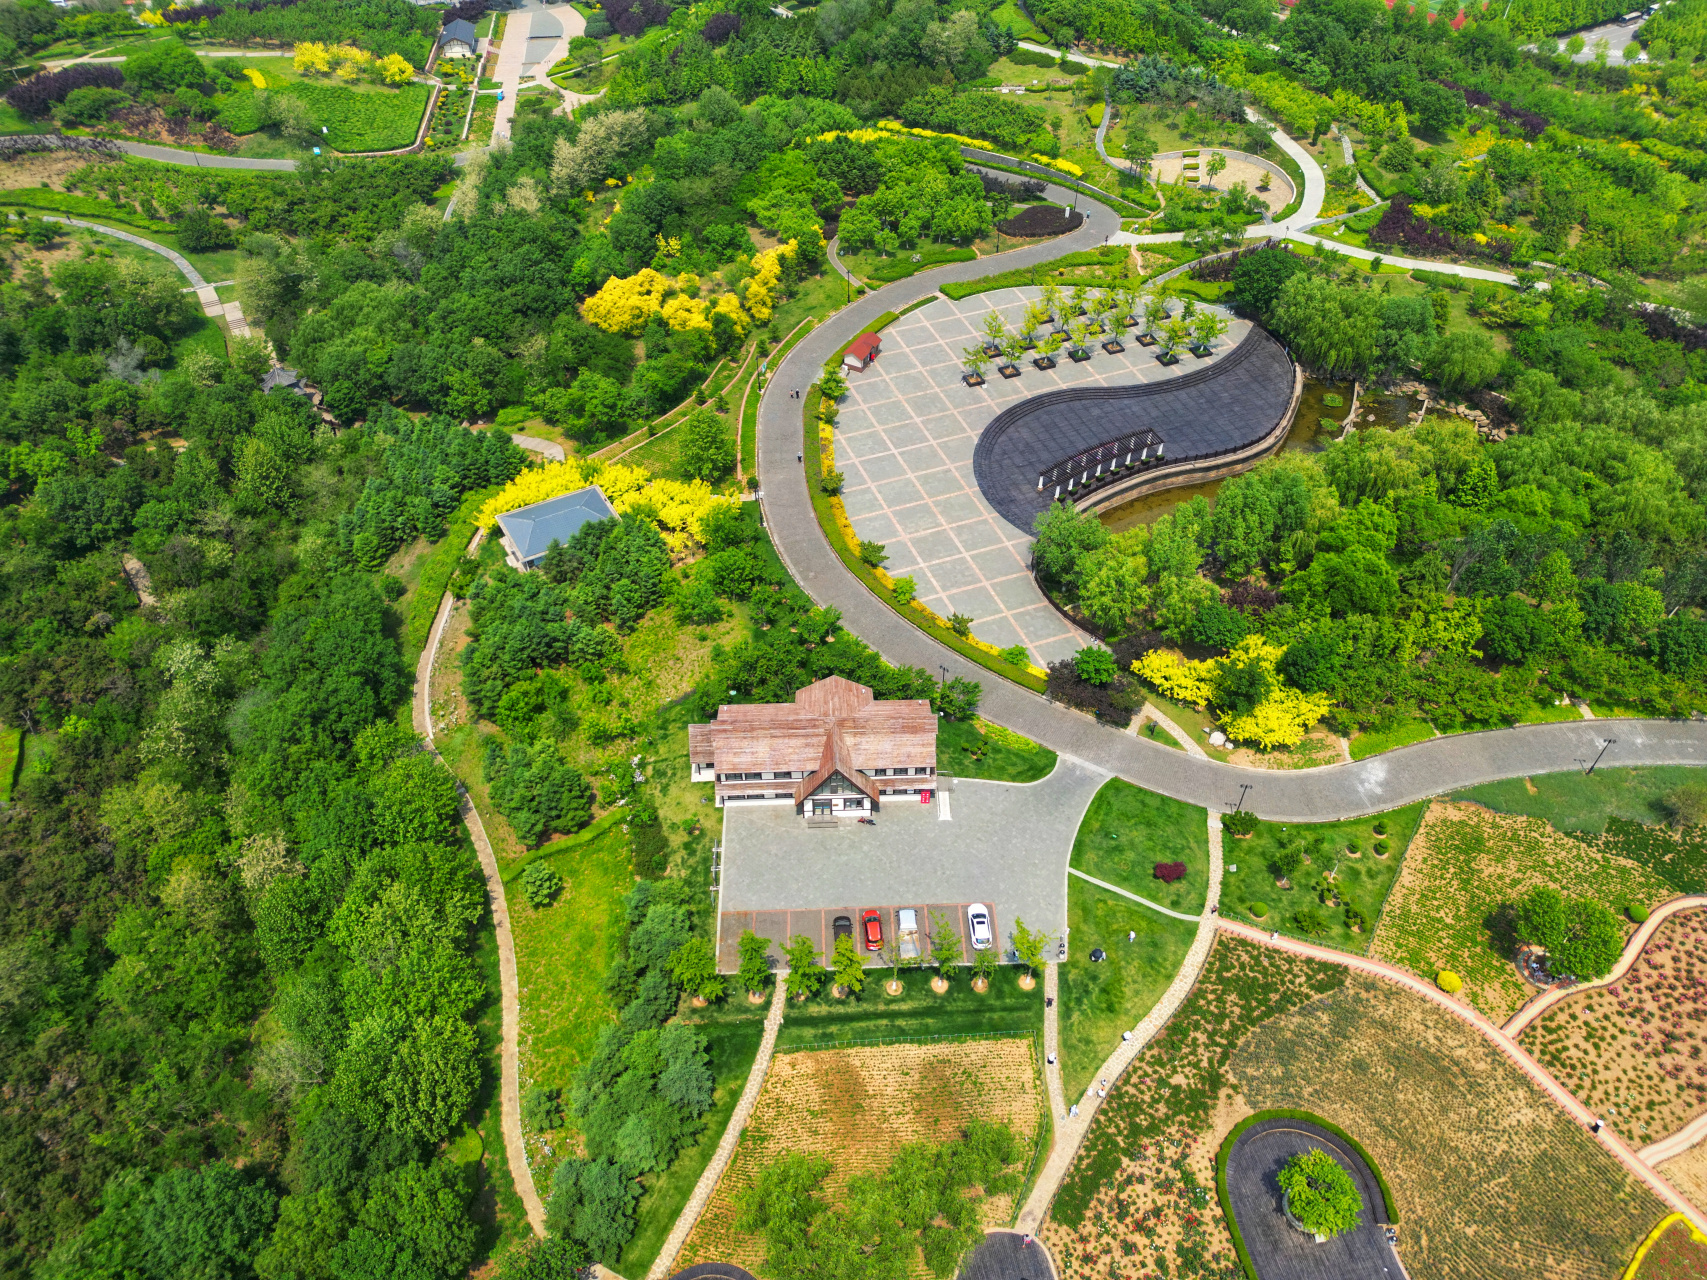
top-left (940, 246), bottom-right (1131, 300)
top-left (770, 960), bottom-right (1044, 1049)
top-left (1347, 717), bottom-right (1436, 760)
top-left (938, 717), bottom-right (1057, 782)
top-left (1449, 765), bottom-right (1707, 835)
top-left (1068, 779), bottom-right (1208, 915)
top-left (1058, 882), bottom-right (1197, 1099)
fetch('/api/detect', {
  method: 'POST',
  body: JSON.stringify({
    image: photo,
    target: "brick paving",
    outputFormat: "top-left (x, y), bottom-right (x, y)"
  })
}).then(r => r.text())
top-left (835, 289), bottom-right (1251, 666)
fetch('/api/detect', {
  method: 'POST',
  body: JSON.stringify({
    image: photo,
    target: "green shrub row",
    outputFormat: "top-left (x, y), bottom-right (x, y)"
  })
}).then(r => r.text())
top-left (1214, 1108), bottom-right (1400, 1280)
top-left (0, 188), bottom-right (175, 233)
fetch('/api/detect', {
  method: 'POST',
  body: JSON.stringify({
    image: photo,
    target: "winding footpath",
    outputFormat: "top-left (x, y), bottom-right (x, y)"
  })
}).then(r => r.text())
top-left (415, 530), bottom-right (549, 1236)
top-left (1215, 917), bottom-right (1707, 1234)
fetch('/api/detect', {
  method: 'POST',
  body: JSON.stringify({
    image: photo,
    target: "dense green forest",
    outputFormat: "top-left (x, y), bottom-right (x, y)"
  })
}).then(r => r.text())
top-left (4, 0), bottom-right (1707, 1272)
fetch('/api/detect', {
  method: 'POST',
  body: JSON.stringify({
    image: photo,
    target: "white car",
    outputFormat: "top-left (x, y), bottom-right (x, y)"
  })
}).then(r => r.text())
top-left (896, 908), bottom-right (920, 959)
top-left (967, 903), bottom-right (993, 951)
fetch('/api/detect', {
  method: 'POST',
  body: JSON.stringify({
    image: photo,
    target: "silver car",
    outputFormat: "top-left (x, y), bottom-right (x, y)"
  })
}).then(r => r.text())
top-left (897, 907), bottom-right (920, 959)
top-left (967, 903), bottom-right (993, 951)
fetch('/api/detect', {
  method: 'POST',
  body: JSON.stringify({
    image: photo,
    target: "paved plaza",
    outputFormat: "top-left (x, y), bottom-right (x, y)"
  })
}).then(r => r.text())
top-left (715, 757), bottom-right (1110, 970)
top-left (834, 288), bottom-right (1251, 665)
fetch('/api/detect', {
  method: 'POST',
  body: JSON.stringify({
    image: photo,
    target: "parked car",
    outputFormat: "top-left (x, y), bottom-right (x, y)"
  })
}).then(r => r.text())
top-left (896, 907), bottom-right (920, 959)
top-left (833, 915), bottom-right (853, 943)
top-left (967, 903), bottom-right (993, 951)
top-left (861, 909), bottom-right (883, 952)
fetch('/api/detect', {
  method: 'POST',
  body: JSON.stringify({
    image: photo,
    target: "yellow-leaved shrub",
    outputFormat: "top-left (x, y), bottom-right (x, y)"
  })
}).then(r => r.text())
top-left (475, 459), bottom-right (736, 556)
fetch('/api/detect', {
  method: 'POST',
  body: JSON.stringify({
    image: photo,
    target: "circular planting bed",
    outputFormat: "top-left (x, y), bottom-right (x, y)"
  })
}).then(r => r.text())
top-left (1220, 1114), bottom-right (1395, 1280)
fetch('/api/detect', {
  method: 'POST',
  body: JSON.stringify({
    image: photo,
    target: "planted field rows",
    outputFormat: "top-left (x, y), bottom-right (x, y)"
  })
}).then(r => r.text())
top-left (1522, 909), bottom-right (1707, 1148)
top-left (1369, 801), bottom-right (1672, 1021)
top-left (286, 82), bottom-right (431, 152)
top-left (676, 1038), bottom-right (1043, 1273)
top-left (1234, 974), bottom-right (1666, 1280)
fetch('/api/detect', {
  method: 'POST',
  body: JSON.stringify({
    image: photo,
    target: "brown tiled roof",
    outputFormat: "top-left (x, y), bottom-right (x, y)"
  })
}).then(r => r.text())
top-left (687, 675), bottom-right (936, 785)
top-left (793, 722), bottom-right (881, 807)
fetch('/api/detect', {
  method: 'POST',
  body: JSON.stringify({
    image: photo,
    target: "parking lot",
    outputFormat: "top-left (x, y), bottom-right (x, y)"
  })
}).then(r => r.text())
top-left (717, 902), bottom-right (997, 971)
top-left (713, 759), bottom-right (1109, 972)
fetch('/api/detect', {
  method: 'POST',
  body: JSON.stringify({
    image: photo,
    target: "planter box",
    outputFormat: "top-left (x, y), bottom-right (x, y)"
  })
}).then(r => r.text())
top-left (1190, 343), bottom-right (1213, 359)
top-left (1068, 347), bottom-right (1091, 362)
top-left (1032, 355), bottom-right (1057, 370)
top-left (1136, 332), bottom-right (1156, 347)
top-left (982, 341), bottom-right (1002, 356)
top-left (962, 372), bottom-right (986, 387)
top-left (998, 363), bottom-right (1021, 379)
top-left (1155, 352), bottom-right (1180, 365)
top-left (1102, 339), bottom-right (1125, 354)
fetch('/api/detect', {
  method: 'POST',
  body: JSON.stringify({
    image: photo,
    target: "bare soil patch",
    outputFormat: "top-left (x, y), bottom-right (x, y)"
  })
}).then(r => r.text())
top-left (1234, 974), bottom-right (1664, 1280)
top-left (1522, 909), bottom-right (1707, 1145)
top-left (677, 1039), bottom-right (1043, 1272)
top-left (1370, 801), bottom-right (1670, 1020)
top-left (1658, 1140), bottom-right (1707, 1215)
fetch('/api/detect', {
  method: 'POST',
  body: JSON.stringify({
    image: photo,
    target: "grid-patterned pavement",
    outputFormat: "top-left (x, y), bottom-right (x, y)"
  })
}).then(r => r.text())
top-left (835, 288), bottom-right (1251, 666)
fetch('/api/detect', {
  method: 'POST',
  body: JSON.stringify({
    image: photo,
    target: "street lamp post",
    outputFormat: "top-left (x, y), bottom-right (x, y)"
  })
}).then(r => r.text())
top-left (1588, 738), bottom-right (1618, 775)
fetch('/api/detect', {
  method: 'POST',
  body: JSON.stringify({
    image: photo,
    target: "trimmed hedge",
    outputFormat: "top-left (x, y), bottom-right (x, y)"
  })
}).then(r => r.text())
top-left (941, 246), bottom-right (1130, 300)
top-left (1216, 1109), bottom-right (1400, 1280)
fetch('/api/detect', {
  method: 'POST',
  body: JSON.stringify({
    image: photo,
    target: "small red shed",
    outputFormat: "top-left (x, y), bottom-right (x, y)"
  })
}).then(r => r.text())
top-left (843, 332), bottom-right (882, 372)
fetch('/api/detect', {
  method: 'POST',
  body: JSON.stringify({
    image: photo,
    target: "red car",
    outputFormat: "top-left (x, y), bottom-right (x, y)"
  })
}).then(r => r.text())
top-left (861, 909), bottom-right (884, 952)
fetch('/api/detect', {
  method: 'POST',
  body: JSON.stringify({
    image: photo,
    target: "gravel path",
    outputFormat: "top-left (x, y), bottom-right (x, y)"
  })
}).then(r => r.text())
top-left (645, 978), bottom-right (790, 1280)
top-left (1215, 917), bottom-right (1707, 1233)
top-left (414, 525), bottom-right (547, 1237)
top-left (507, 433), bottom-right (565, 462)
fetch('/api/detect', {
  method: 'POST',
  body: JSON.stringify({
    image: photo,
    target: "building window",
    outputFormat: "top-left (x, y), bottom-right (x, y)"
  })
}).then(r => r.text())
top-left (742, 771), bottom-right (764, 780)
top-left (843, 797), bottom-right (866, 809)
top-left (770, 771), bottom-right (793, 779)
top-left (914, 766), bottom-right (931, 775)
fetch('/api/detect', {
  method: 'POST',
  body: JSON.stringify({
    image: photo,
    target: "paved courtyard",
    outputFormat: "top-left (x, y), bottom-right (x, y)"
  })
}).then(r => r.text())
top-left (835, 288), bottom-right (1250, 665)
top-left (715, 757), bottom-right (1110, 970)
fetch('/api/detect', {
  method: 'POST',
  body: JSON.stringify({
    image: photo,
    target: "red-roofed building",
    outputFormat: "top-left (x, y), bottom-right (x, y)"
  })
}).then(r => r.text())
top-left (1449, 7), bottom-right (1468, 27)
top-left (688, 675), bottom-right (938, 814)
top-left (842, 331), bottom-right (881, 372)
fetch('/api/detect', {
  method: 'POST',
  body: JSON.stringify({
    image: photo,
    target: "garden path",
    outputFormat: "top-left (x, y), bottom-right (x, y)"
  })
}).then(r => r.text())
top-left (37, 215), bottom-right (256, 334)
top-left (1504, 894), bottom-right (1707, 1036)
top-left (1015, 813), bottom-right (1225, 1233)
top-left (1066, 867), bottom-right (1200, 922)
top-left (644, 977), bottom-right (790, 1280)
top-left (1216, 917), bottom-right (1707, 1233)
top-left (1130, 704), bottom-right (1208, 758)
top-left (415, 520), bottom-right (548, 1237)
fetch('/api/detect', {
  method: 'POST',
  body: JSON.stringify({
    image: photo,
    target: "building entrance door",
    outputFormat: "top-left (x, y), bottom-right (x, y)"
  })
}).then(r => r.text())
top-left (812, 799), bottom-right (832, 815)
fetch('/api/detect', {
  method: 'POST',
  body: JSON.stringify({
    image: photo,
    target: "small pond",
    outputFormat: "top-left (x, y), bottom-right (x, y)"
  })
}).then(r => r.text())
top-left (1350, 391), bottom-right (1424, 429)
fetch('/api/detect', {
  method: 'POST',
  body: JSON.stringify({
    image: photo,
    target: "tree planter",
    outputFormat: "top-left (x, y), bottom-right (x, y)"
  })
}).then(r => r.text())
top-left (1017, 971), bottom-right (1036, 990)
top-left (885, 978), bottom-right (904, 996)
top-left (747, 988), bottom-right (767, 1004)
top-left (1136, 332), bottom-right (1156, 347)
top-left (1155, 352), bottom-right (1180, 366)
top-left (1283, 1190), bottom-right (1328, 1244)
top-left (971, 976), bottom-right (990, 992)
top-left (1190, 343), bottom-right (1213, 359)
top-left (1032, 356), bottom-right (1057, 370)
top-left (691, 994), bottom-right (709, 1007)
top-left (931, 975), bottom-right (949, 993)
top-left (998, 363), bottom-right (1021, 379)
top-left (982, 341), bottom-right (1002, 356)
top-left (1102, 339), bottom-right (1125, 354)
top-left (962, 372), bottom-right (986, 387)
top-left (1068, 347), bottom-right (1091, 362)
top-left (832, 984), bottom-right (850, 998)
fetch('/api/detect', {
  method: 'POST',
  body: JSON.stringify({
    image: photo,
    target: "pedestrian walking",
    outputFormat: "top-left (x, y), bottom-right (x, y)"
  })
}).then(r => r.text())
top-left (1127, 930), bottom-right (1135, 943)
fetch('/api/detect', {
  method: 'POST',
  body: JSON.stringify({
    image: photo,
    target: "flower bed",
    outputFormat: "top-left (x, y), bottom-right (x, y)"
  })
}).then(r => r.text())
top-left (995, 203), bottom-right (1085, 237)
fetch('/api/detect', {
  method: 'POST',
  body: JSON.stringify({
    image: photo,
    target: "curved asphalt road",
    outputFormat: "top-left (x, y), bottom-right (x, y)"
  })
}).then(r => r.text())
top-left (755, 191), bottom-right (1707, 820)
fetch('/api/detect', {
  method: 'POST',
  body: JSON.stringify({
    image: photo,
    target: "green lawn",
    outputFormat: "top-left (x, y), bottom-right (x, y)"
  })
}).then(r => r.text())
top-left (1058, 883), bottom-right (1197, 1100)
top-left (618, 1018), bottom-right (765, 1277)
top-left (285, 81), bottom-right (431, 152)
top-left (770, 960), bottom-right (1044, 1050)
top-left (506, 823), bottom-right (632, 1158)
top-left (1136, 719), bottom-right (1183, 751)
top-left (990, 0), bottom-right (1045, 40)
top-left (1348, 717), bottom-right (1436, 760)
top-left (938, 717), bottom-right (1058, 783)
top-left (1215, 802), bottom-right (1428, 954)
top-left (174, 314), bottom-right (229, 364)
top-left (0, 727), bottom-right (22, 804)
top-left (1068, 779), bottom-right (1208, 915)
top-left (1450, 766), bottom-right (1707, 835)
